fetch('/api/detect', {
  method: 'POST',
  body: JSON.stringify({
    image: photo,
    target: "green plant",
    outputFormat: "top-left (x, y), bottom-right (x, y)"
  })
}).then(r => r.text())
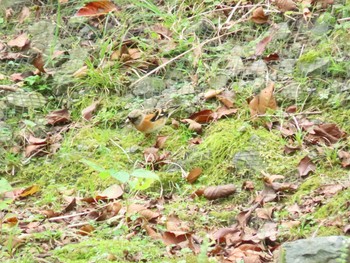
top-left (81, 159), bottom-right (160, 191)
top-left (23, 75), bottom-right (50, 93)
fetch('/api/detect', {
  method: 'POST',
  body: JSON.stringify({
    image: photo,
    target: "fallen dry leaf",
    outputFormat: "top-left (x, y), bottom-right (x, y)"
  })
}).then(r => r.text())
top-left (18, 6), bottom-right (30, 24)
top-left (73, 65), bottom-right (88, 78)
top-left (19, 185), bottom-right (40, 198)
top-left (82, 101), bottom-right (99, 121)
top-left (189, 109), bottom-right (214, 123)
top-left (338, 150), bottom-right (350, 168)
top-left (46, 108), bottom-right (70, 125)
top-left (242, 181), bottom-right (255, 191)
top-left (204, 89), bottom-right (222, 100)
top-left (78, 224), bottom-right (95, 235)
top-left (212, 106), bottom-right (237, 120)
top-left (181, 119), bottom-right (202, 133)
top-left (186, 167), bottom-right (202, 184)
top-left (32, 53), bottom-right (46, 73)
top-left (251, 7), bottom-right (269, 24)
top-left (284, 145), bottom-right (301, 155)
top-left (275, 0), bottom-right (297, 12)
top-left (75, 1), bottom-right (118, 17)
top-left (255, 35), bottom-right (272, 56)
top-left (297, 156), bottom-right (316, 177)
top-left (166, 215), bottom-right (190, 232)
top-left (256, 207), bottom-right (274, 220)
top-left (203, 184), bottom-right (236, 200)
top-left (8, 33), bottom-right (29, 49)
top-left (154, 135), bottom-right (168, 149)
top-left (263, 53), bottom-right (280, 62)
top-left (98, 184), bottom-right (124, 200)
top-left (249, 82), bottom-right (277, 117)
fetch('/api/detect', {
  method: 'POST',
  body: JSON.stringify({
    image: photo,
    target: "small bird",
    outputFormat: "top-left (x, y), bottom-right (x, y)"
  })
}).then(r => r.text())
top-left (127, 108), bottom-right (170, 134)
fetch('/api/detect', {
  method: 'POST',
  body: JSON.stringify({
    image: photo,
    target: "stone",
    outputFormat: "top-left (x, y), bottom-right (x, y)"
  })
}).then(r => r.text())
top-left (277, 236), bottom-right (350, 263)
top-left (132, 77), bottom-right (165, 99)
top-left (274, 23), bottom-right (291, 40)
top-left (243, 60), bottom-right (268, 78)
top-left (226, 56), bottom-right (245, 77)
top-left (297, 58), bottom-right (330, 76)
top-left (5, 91), bottom-right (47, 108)
top-left (208, 75), bottom-right (230, 90)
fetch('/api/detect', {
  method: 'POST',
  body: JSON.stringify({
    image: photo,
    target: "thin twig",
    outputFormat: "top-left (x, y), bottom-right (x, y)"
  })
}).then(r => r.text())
top-left (110, 139), bottom-right (132, 163)
top-left (257, 111), bottom-right (322, 118)
top-left (0, 85), bottom-right (19, 92)
top-left (48, 212), bottom-right (90, 221)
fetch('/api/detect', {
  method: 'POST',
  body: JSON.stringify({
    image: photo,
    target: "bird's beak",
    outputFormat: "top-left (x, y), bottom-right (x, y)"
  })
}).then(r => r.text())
top-left (125, 118), bottom-right (130, 124)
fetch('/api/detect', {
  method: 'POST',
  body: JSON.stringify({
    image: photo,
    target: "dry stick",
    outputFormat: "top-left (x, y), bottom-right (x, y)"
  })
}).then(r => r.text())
top-left (0, 85), bottom-right (19, 92)
top-left (48, 211), bottom-right (90, 221)
top-left (130, 3), bottom-right (259, 88)
top-left (257, 111), bottom-right (322, 118)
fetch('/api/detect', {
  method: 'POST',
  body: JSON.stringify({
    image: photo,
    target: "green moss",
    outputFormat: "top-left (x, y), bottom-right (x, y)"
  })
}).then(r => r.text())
top-left (314, 188), bottom-right (350, 219)
top-left (290, 176), bottom-right (322, 204)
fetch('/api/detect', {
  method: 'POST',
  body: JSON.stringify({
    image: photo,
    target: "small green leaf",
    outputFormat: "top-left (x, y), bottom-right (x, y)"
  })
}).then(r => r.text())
top-left (131, 169), bottom-right (159, 180)
top-left (81, 159), bottom-right (106, 173)
top-left (129, 178), bottom-right (154, 191)
top-left (98, 171), bottom-right (111, 179)
top-left (0, 177), bottom-right (12, 194)
top-left (109, 170), bottom-right (130, 183)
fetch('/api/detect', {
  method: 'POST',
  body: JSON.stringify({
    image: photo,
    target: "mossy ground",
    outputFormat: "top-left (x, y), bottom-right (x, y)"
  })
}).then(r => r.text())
top-left (1, 0), bottom-right (350, 262)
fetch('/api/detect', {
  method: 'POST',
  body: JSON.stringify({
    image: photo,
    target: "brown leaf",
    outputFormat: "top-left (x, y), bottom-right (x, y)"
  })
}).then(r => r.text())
top-left (171, 118), bottom-right (180, 128)
top-left (18, 6), bottom-right (30, 24)
top-left (127, 204), bottom-right (159, 221)
top-left (46, 108), bottom-right (70, 125)
top-left (256, 207), bottom-right (274, 220)
top-left (263, 53), bottom-right (280, 62)
top-left (312, 123), bottom-right (346, 145)
top-left (8, 33), bottom-right (29, 49)
top-left (297, 156), bottom-right (316, 177)
top-left (98, 184), bottom-right (123, 200)
top-left (181, 119), bottom-right (202, 133)
top-left (154, 135), bottom-right (168, 149)
top-left (82, 101), bottom-right (99, 121)
top-left (204, 89), bottom-right (222, 100)
top-left (73, 66), bottom-right (88, 78)
top-left (203, 184), bottom-right (236, 200)
top-left (166, 215), bottom-right (190, 232)
top-left (144, 147), bottom-right (159, 163)
top-left (75, 1), bottom-right (118, 17)
top-left (188, 109), bottom-right (214, 123)
top-left (41, 210), bottom-right (59, 218)
top-left (162, 231), bottom-right (191, 245)
top-left (152, 24), bottom-right (172, 39)
top-left (189, 137), bottom-right (202, 145)
top-left (3, 217), bottom-right (18, 226)
top-left (213, 106), bottom-right (237, 120)
top-left (186, 167), bottom-right (202, 184)
top-left (143, 223), bottom-right (161, 239)
top-left (5, 8), bottom-right (14, 20)
top-left (255, 35), bottom-right (273, 56)
top-left (285, 105), bottom-right (297, 113)
top-left (25, 143), bottom-right (46, 157)
top-left (251, 7), bottom-right (269, 24)
top-left (242, 181), bottom-right (255, 191)
top-left (62, 198), bottom-right (77, 213)
top-left (284, 145), bottom-right (301, 155)
top-left (217, 96), bottom-right (234, 108)
top-left (339, 150), bottom-right (350, 168)
top-left (249, 82), bottom-right (277, 117)
top-left (78, 224), bottom-right (95, 236)
top-left (32, 53), bottom-right (46, 73)
top-left (19, 185), bottom-right (40, 198)
top-left (275, 0), bottom-right (297, 12)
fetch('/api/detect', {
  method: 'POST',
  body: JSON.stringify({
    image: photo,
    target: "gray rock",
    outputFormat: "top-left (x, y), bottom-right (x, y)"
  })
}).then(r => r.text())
top-left (226, 56), bottom-right (245, 77)
top-left (232, 150), bottom-right (262, 172)
top-left (5, 91), bottom-right (47, 108)
top-left (274, 23), bottom-right (292, 40)
top-left (132, 77), bottom-right (166, 98)
top-left (208, 75), bottom-right (230, 90)
top-left (28, 21), bottom-right (57, 53)
top-left (297, 57), bottom-right (330, 76)
top-left (277, 236), bottom-right (350, 263)
top-left (278, 59), bottom-right (297, 75)
top-left (244, 60), bottom-right (268, 78)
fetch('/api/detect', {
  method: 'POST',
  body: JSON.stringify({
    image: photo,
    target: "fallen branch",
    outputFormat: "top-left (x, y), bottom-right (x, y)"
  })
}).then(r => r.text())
top-left (0, 85), bottom-right (19, 92)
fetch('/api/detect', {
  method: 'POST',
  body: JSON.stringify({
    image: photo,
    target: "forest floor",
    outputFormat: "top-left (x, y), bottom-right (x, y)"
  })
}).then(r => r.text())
top-left (0, 0), bottom-right (350, 262)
